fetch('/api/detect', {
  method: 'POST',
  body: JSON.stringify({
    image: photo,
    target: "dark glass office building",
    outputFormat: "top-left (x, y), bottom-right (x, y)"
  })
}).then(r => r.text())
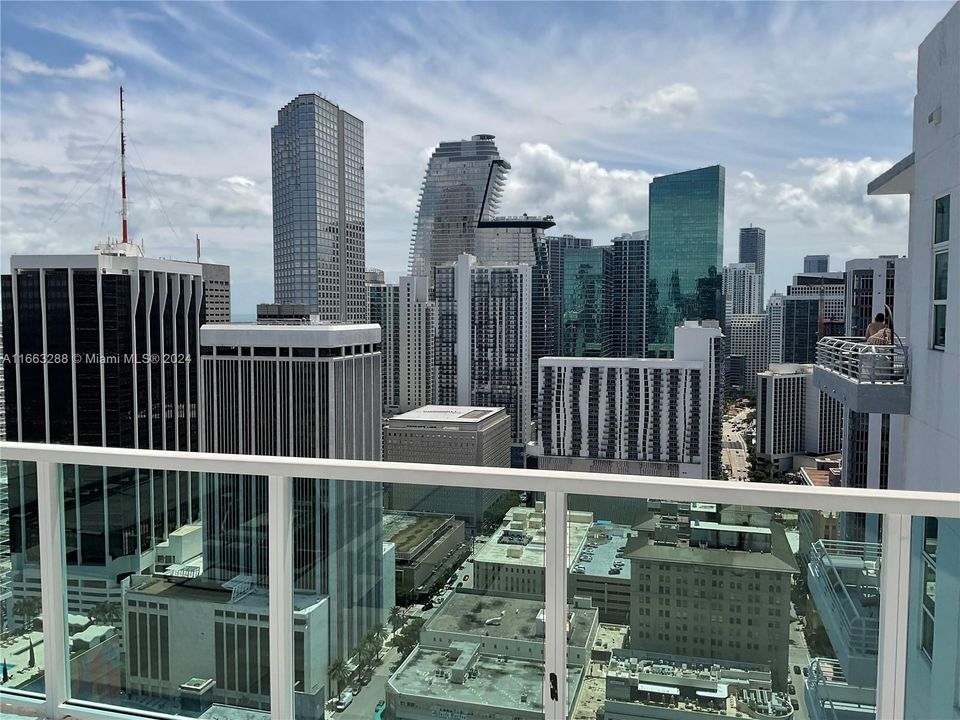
top-left (606, 231), bottom-right (649, 357)
top-left (2, 246), bottom-right (204, 604)
top-left (562, 246), bottom-right (608, 357)
top-left (646, 165), bottom-right (725, 357)
top-left (546, 235), bottom-right (593, 355)
top-left (738, 226), bottom-right (766, 301)
top-left (272, 94), bottom-right (366, 322)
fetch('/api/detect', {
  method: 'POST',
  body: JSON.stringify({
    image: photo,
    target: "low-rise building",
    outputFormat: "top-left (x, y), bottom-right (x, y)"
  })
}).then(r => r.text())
top-left (569, 522), bottom-right (637, 624)
top-left (386, 591), bottom-right (599, 720)
top-left (472, 503), bottom-right (592, 596)
top-left (383, 512), bottom-right (467, 599)
top-left (122, 576), bottom-right (328, 717)
top-left (627, 504), bottom-right (798, 689)
top-left (604, 650), bottom-right (794, 720)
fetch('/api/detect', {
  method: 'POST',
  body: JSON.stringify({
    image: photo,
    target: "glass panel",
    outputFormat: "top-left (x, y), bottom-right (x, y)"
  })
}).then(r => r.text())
top-left (62, 465), bottom-right (271, 717)
top-left (1, 460), bottom-right (44, 694)
top-left (567, 494), bottom-right (882, 720)
top-left (934, 252), bottom-right (949, 300)
top-left (934, 305), bottom-right (947, 347)
top-left (313, 480), bottom-right (545, 719)
top-left (906, 516), bottom-right (959, 720)
top-left (934, 194), bottom-right (950, 244)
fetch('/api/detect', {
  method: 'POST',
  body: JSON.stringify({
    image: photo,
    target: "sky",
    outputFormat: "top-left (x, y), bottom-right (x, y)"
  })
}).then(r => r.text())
top-left (1, 1), bottom-right (950, 318)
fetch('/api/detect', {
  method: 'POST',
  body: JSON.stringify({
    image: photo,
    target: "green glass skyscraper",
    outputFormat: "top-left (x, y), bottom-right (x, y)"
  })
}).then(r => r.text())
top-left (646, 165), bottom-right (725, 357)
top-left (562, 246), bottom-right (608, 356)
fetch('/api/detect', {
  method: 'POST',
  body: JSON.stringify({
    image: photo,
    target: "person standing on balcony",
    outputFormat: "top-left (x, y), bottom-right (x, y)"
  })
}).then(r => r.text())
top-left (865, 313), bottom-right (887, 340)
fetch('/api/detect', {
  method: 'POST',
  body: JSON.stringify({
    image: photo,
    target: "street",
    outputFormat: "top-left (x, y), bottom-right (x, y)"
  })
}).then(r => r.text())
top-left (331, 642), bottom-right (399, 719)
top-left (722, 406), bottom-right (752, 482)
top-left (788, 603), bottom-right (814, 720)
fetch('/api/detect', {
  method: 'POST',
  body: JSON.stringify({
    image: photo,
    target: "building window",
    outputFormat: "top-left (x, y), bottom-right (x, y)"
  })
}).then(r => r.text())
top-left (920, 519), bottom-right (937, 661)
top-left (935, 195), bottom-right (950, 244)
top-left (933, 250), bottom-right (948, 348)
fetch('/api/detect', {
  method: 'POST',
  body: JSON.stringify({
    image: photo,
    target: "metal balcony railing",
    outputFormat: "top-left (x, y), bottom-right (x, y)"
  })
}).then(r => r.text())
top-left (0, 441), bottom-right (956, 720)
top-left (815, 337), bottom-right (909, 384)
top-left (813, 337), bottom-right (911, 414)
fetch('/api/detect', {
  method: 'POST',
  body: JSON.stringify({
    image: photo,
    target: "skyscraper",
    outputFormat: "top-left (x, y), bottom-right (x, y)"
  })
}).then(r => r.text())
top-left (434, 254), bottom-right (531, 452)
top-left (726, 313), bottom-right (769, 392)
top-left (562, 246), bottom-right (608, 357)
top-left (408, 135), bottom-right (507, 278)
top-left (845, 256), bottom-right (908, 337)
top-left (399, 276), bottom-right (435, 413)
top-left (272, 93), bottom-right (365, 322)
top-left (738, 226), bottom-right (766, 298)
top-left (546, 235), bottom-right (593, 356)
top-left (767, 293), bottom-right (820, 364)
top-left (804, 254), bottom-right (830, 273)
top-left (199, 321), bottom-right (383, 664)
top-left (722, 262), bottom-right (764, 318)
top-left (606, 231), bottom-right (649, 358)
top-left (646, 165), bottom-right (725, 357)
top-left (1, 243), bottom-right (205, 609)
top-left (200, 263), bottom-right (231, 323)
top-left (367, 276), bottom-right (401, 415)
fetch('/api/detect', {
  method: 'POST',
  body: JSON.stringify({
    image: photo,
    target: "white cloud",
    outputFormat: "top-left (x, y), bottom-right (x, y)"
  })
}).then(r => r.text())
top-left (503, 143), bottom-right (653, 235)
top-left (611, 83), bottom-right (700, 122)
top-left (3, 49), bottom-right (116, 81)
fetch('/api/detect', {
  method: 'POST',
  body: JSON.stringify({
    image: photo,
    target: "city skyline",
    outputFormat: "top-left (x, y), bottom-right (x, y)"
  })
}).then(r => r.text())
top-left (0, 1), bottom-right (943, 317)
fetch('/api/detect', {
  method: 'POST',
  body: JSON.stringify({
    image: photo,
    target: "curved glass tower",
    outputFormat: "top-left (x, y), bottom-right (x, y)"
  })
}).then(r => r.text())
top-left (407, 135), bottom-right (508, 277)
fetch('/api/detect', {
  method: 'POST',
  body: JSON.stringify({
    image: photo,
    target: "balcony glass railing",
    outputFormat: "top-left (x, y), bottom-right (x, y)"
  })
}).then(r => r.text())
top-left (0, 441), bottom-right (957, 720)
top-left (814, 337), bottom-right (909, 385)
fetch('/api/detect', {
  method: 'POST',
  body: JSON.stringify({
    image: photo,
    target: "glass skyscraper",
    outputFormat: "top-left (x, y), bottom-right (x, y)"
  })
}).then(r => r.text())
top-left (738, 226), bottom-right (766, 301)
top-left (606, 230), bottom-right (649, 357)
top-left (408, 135), bottom-right (507, 278)
top-left (562, 246), bottom-right (608, 357)
top-left (272, 94), bottom-right (366, 322)
top-left (646, 165), bottom-right (725, 357)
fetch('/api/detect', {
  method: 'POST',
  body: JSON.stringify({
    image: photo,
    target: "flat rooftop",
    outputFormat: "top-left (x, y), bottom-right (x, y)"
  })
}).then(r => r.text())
top-left (127, 577), bottom-right (325, 612)
top-left (427, 591), bottom-right (596, 650)
top-left (388, 405), bottom-right (504, 424)
top-left (383, 512), bottom-right (456, 554)
top-left (200, 322), bottom-right (380, 348)
top-left (626, 522), bottom-right (799, 575)
top-left (473, 506), bottom-right (591, 568)
top-left (572, 523), bottom-right (636, 581)
top-left (389, 648), bottom-right (581, 713)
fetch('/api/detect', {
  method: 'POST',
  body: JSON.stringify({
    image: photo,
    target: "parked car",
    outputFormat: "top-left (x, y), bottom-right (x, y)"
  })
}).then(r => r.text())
top-left (793, 665), bottom-right (801, 674)
top-left (791, 699), bottom-right (799, 711)
top-left (463, 574), bottom-right (469, 582)
top-left (335, 692), bottom-right (354, 711)
top-left (802, 667), bottom-right (809, 677)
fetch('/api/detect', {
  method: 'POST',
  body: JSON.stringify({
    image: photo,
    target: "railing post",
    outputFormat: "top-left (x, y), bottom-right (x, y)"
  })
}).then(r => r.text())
top-left (268, 475), bottom-right (295, 720)
top-left (877, 513), bottom-right (911, 720)
top-left (36, 461), bottom-right (68, 718)
top-left (544, 490), bottom-right (567, 720)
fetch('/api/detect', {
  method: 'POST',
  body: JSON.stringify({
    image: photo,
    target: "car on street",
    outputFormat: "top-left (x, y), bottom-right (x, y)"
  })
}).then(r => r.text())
top-left (463, 574), bottom-right (469, 581)
top-left (802, 667), bottom-right (809, 677)
top-left (791, 700), bottom-right (799, 711)
top-left (335, 692), bottom-right (354, 711)
top-left (794, 665), bottom-right (801, 674)
top-left (374, 700), bottom-right (386, 719)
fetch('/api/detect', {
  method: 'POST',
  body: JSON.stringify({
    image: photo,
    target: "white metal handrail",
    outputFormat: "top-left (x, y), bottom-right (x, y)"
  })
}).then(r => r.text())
top-left (0, 440), bottom-right (956, 720)
top-left (816, 336), bottom-right (909, 384)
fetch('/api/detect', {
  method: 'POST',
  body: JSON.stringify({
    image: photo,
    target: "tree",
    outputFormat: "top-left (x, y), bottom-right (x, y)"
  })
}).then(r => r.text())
top-left (88, 601), bottom-right (122, 627)
top-left (328, 658), bottom-right (349, 698)
top-left (27, 638), bottom-right (35, 668)
top-left (13, 597), bottom-right (41, 631)
top-left (2, 658), bottom-right (9, 684)
top-left (388, 606), bottom-right (404, 634)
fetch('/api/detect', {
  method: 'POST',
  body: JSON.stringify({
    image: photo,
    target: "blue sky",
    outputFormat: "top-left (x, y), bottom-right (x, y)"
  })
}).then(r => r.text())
top-left (1, 1), bottom-right (950, 317)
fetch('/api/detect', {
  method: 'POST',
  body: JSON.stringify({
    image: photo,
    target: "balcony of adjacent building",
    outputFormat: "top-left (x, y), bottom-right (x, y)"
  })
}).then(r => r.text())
top-left (806, 540), bottom-right (880, 689)
top-left (813, 337), bottom-right (911, 414)
top-left (804, 658), bottom-right (876, 720)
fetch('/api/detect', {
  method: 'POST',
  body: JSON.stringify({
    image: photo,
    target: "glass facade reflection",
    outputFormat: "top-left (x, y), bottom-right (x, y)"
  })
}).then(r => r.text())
top-left (646, 165), bottom-right (725, 357)
top-left (562, 247), bottom-right (608, 357)
top-left (272, 94), bottom-right (366, 322)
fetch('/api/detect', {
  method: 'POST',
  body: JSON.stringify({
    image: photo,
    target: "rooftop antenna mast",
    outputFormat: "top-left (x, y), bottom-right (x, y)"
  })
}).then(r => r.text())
top-left (120, 86), bottom-right (129, 244)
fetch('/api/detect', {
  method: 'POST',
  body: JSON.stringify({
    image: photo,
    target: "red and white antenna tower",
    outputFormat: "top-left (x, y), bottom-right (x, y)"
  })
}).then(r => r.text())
top-left (119, 86), bottom-right (129, 244)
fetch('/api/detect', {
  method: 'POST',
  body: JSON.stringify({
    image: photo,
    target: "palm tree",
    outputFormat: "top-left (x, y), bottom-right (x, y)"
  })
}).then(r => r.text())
top-left (388, 606), bottom-right (404, 634)
top-left (88, 601), bottom-right (122, 627)
top-left (374, 625), bottom-right (390, 656)
top-left (12, 597), bottom-right (41, 631)
top-left (328, 658), bottom-right (350, 698)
